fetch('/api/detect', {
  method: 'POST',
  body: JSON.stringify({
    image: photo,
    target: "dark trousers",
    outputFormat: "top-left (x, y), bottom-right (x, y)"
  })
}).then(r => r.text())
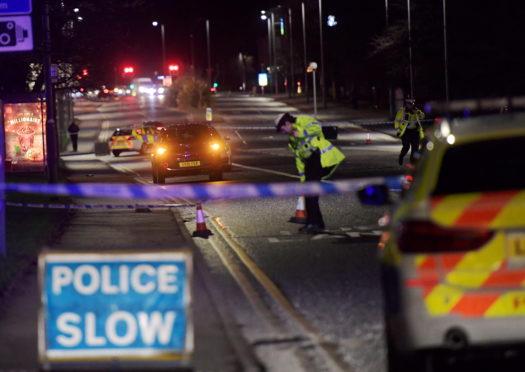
top-left (70, 134), bottom-right (78, 151)
top-left (304, 151), bottom-right (328, 228)
top-left (399, 128), bottom-right (420, 165)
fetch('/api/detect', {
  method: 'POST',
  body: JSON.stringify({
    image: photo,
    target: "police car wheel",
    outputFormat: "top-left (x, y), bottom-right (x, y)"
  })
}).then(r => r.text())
top-left (112, 150), bottom-right (121, 157)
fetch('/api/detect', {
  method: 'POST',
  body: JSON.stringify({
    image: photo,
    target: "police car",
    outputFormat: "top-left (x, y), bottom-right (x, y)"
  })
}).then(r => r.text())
top-left (109, 126), bottom-right (157, 157)
top-left (359, 113), bottom-right (525, 371)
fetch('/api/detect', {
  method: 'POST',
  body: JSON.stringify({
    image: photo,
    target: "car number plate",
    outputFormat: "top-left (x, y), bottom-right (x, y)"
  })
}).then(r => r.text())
top-left (179, 161), bottom-right (200, 168)
top-left (507, 233), bottom-right (525, 258)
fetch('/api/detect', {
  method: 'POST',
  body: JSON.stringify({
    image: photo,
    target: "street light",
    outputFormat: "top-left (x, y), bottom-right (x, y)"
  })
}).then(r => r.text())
top-left (307, 61), bottom-right (318, 116)
top-left (152, 21), bottom-right (166, 75)
top-left (260, 10), bottom-right (273, 93)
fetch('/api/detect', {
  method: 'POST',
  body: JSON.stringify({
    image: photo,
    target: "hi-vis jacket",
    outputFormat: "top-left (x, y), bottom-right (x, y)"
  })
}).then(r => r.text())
top-left (394, 107), bottom-right (425, 139)
top-left (288, 116), bottom-right (345, 182)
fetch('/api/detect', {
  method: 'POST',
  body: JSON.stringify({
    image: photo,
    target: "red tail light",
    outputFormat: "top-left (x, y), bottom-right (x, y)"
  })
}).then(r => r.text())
top-left (397, 220), bottom-right (494, 253)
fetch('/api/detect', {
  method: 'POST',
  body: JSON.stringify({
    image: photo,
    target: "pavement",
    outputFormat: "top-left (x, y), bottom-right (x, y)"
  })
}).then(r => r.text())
top-left (0, 94), bottom-right (396, 372)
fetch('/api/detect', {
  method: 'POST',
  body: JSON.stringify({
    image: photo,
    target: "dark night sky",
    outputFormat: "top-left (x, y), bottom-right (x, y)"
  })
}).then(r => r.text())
top-left (1, 0), bottom-right (524, 100)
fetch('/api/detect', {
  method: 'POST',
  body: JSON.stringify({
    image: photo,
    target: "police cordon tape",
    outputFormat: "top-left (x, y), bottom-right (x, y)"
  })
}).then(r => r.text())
top-left (2, 176), bottom-right (403, 202)
top-left (5, 202), bottom-right (194, 209)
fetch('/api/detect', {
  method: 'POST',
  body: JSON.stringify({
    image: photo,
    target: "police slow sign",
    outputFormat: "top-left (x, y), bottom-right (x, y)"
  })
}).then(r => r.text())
top-left (38, 251), bottom-right (193, 366)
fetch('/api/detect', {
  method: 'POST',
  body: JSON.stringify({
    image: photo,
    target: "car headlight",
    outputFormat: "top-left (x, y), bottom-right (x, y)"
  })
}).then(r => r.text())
top-left (210, 143), bottom-right (220, 151)
top-left (156, 147), bottom-right (167, 155)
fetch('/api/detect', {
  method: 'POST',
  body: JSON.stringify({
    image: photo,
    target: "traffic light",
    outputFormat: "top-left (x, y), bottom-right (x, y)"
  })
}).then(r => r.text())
top-left (123, 66), bottom-right (134, 74)
top-left (82, 68), bottom-right (89, 76)
top-left (168, 64), bottom-right (179, 73)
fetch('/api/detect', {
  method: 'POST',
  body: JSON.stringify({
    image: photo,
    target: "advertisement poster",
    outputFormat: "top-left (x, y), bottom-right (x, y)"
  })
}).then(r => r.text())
top-left (2, 101), bottom-right (46, 172)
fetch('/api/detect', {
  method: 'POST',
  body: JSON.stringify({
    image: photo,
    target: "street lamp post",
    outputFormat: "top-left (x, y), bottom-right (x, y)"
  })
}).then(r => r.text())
top-left (301, 2), bottom-right (309, 103)
top-left (261, 10), bottom-right (274, 93)
top-left (307, 62), bottom-right (318, 116)
top-left (443, 0), bottom-right (450, 103)
top-left (152, 21), bottom-right (166, 75)
top-left (318, 0), bottom-right (326, 108)
top-left (407, 0), bottom-right (414, 98)
top-left (206, 19), bottom-right (212, 88)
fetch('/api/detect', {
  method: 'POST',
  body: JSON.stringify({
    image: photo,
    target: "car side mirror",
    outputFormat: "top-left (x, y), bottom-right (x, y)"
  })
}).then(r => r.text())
top-left (357, 184), bottom-right (391, 205)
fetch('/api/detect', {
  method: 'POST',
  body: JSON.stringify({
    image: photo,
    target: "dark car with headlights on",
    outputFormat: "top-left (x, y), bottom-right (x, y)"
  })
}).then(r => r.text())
top-left (151, 123), bottom-right (231, 183)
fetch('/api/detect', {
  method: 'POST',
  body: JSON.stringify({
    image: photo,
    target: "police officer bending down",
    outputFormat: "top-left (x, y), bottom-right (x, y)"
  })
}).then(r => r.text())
top-left (276, 113), bottom-right (345, 234)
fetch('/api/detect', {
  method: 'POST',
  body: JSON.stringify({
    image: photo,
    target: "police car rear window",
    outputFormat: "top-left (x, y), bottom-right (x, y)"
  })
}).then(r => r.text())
top-left (165, 126), bottom-right (212, 143)
top-left (112, 129), bottom-right (132, 136)
top-left (433, 136), bottom-right (525, 195)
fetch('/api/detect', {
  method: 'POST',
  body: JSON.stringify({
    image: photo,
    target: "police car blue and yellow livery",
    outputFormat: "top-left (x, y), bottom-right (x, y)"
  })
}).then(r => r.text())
top-left (109, 126), bottom-right (156, 157)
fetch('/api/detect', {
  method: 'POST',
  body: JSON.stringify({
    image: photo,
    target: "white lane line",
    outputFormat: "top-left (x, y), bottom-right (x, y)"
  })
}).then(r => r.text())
top-left (232, 163), bottom-right (299, 179)
top-left (234, 130), bottom-right (248, 145)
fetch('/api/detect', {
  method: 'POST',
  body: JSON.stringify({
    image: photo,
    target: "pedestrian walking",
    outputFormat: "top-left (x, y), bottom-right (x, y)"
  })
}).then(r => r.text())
top-left (68, 119), bottom-right (80, 152)
top-left (275, 113), bottom-right (345, 234)
top-left (394, 98), bottom-right (425, 166)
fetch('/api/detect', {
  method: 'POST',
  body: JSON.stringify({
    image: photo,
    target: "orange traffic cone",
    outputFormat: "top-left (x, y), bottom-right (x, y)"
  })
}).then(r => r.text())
top-left (365, 129), bottom-right (372, 144)
top-left (192, 203), bottom-right (212, 238)
top-left (289, 196), bottom-right (307, 224)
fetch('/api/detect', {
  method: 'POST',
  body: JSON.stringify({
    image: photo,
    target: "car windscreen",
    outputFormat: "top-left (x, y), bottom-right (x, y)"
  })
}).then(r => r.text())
top-left (433, 136), bottom-right (525, 195)
top-left (165, 126), bottom-right (212, 143)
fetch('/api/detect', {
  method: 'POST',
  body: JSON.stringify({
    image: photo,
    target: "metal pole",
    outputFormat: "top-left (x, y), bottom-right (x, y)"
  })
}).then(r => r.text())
top-left (385, 0), bottom-right (389, 25)
top-left (206, 19), bottom-right (212, 87)
top-left (0, 99), bottom-right (6, 256)
top-left (44, 0), bottom-right (58, 184)
top-left (407, 0), bottom-right (414, 98)
top-left (161, 24), bottom-right (166, 75)
top-left (313, 70), bottom-right (317, 116)
top-left (271, 12), bottom-right (278, 94)
top-left (267, 18), bottom-right (272, 92)
top-left (302, 2), bottom-right (309, 103)
top-left (318, 0), bottom-right (326, 108)
top-left (386, 0), bottom-right (395, 117)
top-left (443, 0), bottom-right (450, 102)
top-left (190, 33), bottom-right (195, 71)
top-left (288, 7), bottom-right (295, 97)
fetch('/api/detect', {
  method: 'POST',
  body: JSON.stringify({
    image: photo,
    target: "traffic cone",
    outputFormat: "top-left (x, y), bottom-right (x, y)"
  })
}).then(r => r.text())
top-left (365, 129), bottom-right (372, 144)
top-left (192, 203), bottom-right (212, 238)
top-left (289, 196), bottom-right (307, 224)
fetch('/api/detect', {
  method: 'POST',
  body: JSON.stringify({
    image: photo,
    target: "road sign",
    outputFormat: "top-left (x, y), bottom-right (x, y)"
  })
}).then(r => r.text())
top-left (38, 250), bottom-right (193, 368)
top-left (0, 0), bottom-right (31, 15)
top-left (0, 16), bottom-right (33, 52)
top-left (0, 0), bottom-right (32, 15)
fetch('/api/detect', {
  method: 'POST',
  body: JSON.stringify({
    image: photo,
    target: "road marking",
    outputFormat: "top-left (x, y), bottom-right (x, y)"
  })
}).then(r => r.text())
top-left (212, 217), bottom-right (354, 372)
top-left (234, 130), bottom-right (248, 145)
top-left (207, 232), bottom-right (285, 331)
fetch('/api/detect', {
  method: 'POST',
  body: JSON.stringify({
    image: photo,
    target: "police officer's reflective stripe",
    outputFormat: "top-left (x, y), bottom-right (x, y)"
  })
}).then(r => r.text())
top-left (299, 135), bottom-right (316, 149)
top-left (320, 144), bottom-right (334, 154)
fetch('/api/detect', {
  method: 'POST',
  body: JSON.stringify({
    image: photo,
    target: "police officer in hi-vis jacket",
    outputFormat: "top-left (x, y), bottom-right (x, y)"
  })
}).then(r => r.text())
top-left (394, 98), bottom-right (425, 166)
top-left (275, 113), bottom-right (345, 234)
